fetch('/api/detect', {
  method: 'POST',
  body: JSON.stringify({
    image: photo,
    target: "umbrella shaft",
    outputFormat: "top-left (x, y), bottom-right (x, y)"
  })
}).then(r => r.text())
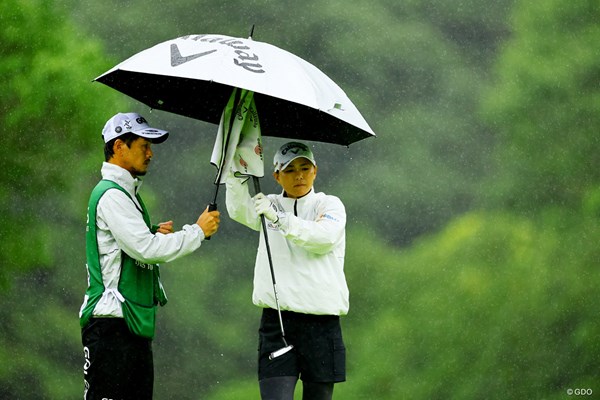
top-left (211, 184), bottom-right (220, 207)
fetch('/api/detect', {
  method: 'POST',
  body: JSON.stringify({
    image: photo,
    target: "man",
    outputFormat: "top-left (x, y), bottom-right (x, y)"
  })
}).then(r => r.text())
top-left (79, 112), bottom-right (220, 399)
top-left (226, 142), bottom-right (348, 400)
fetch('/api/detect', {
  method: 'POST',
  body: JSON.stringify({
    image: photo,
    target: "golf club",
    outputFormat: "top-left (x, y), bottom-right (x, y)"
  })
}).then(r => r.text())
top-left (253, 177), bottom-right (294, 360)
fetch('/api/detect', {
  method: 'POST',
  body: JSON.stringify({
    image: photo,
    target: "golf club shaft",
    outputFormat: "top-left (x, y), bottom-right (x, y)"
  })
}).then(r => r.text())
top-left (253, 176), bottom-right (287, 340)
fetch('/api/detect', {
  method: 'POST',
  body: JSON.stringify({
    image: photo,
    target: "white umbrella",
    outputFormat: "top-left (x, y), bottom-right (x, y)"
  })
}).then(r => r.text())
top-left (95, 33), bottom-right (375, 146)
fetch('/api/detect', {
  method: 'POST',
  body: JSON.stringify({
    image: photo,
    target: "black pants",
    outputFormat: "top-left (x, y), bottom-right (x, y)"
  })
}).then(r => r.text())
top-left (82, 318), bottom-right (154, 400)
top-left (258, 308), bottom-right (346, 382)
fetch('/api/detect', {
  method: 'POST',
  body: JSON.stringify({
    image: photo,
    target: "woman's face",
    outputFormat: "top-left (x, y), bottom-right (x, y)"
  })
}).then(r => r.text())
top-left (273, 157), bottom-right (317, 199)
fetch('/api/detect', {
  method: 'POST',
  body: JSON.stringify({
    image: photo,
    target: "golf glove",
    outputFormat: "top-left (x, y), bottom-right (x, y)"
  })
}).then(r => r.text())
top-left (253, 193), bottom-right (282, 224)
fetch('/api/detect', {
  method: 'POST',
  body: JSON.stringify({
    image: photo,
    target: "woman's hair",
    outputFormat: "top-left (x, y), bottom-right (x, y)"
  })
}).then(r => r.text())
top-left (104, 132), bottom-right (138, 161)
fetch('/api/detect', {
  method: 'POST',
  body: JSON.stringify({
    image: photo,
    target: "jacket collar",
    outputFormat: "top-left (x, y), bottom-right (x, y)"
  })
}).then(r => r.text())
top-left (280, 187), bottom-right (315, 203)
top-left (101, 162), bottom-right (143, 196)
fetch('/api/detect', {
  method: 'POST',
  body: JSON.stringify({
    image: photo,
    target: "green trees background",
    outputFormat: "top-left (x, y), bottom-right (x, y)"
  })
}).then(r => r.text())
top-left (1, 0), bottom-right (598, 398)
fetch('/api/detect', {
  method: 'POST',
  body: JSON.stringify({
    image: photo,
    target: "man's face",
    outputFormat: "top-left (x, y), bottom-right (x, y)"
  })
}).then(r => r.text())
top-left (118, 137), bottom-right (153, 177)
top-left (273, 157), bottom-right (317, 199)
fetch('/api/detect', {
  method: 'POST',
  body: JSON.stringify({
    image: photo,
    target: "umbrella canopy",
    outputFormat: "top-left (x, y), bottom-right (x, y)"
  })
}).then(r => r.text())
top-left (95, 34), bottom-right (375, 146)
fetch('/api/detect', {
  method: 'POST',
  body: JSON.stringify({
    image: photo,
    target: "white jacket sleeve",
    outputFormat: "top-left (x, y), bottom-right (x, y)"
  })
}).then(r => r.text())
top-left (279, 195), bottom-right (346, 255)
top-left (97, 189), bottom-right (204, 264)
top-left (225, 173), bottom-right (261, 231)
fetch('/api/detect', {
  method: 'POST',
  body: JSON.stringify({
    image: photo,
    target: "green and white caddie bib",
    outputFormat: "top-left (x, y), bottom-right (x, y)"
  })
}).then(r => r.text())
top-left (79, 179), bottom-right (167, 339)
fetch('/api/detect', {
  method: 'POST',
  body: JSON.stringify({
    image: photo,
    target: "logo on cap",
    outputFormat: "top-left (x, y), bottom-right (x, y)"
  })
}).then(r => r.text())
top-left (281, 143), bottom-right (308, 155)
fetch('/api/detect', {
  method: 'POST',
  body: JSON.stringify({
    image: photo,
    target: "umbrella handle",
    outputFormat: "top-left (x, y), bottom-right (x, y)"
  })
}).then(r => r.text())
top-left (205, 184), bottom-right (218, 240)
top-left (204, 201), bottom-right (217, 241)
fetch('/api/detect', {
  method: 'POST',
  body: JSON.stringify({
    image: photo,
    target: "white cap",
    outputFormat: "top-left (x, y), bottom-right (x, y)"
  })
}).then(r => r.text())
top-left (273, 142), bottom-right (316, 172)
top-left (102, 112), bottom-right (169, 143)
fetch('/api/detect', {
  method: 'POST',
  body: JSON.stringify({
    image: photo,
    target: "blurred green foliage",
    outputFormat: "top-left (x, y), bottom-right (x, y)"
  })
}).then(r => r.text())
top-left (1, 0), bottom-right (598, 399)
top-left (342, 209), bottom-right (600, 398)
top-left (481, 0), bottom-right (600, 211)
top-left (0, 0), bottom-right (127, 287)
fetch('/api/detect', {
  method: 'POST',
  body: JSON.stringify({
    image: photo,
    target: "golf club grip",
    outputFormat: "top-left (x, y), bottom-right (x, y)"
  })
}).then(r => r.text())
top-left (252, 176), bottom-right (261, 195)
top-left (205, 202), bottom-right (217, 240)
top-left (252, 177), bottom-right (279, 287)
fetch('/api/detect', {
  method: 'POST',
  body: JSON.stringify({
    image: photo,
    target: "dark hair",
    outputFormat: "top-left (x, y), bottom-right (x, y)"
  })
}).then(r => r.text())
top-left (104, 132), bottom-right (138, 161)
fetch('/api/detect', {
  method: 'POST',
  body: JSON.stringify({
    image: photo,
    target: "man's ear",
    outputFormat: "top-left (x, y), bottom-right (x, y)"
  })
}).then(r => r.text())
top-left (113, 138), bottom-right (127, 154)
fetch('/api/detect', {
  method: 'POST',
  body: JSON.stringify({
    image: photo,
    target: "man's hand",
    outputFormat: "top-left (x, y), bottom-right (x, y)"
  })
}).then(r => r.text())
top-left (156, 221), bottom-right (174, 234)
top-left (197, 206), bottom-right (220, 238)
top-left (253, 193), bottom-right (279, 223)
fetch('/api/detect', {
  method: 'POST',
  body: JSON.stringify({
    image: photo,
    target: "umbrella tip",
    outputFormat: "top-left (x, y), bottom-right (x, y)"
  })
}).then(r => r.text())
top-left (248, 24), bottom-right (255, 39)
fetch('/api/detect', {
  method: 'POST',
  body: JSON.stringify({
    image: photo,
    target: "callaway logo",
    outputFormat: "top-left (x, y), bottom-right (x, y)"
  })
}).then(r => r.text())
top-left (171, 35), bottom-right (266, 73)
top-left (170, 44), bottom-right (217, 67)
top-left (281, 143), bottom-right (308, 155)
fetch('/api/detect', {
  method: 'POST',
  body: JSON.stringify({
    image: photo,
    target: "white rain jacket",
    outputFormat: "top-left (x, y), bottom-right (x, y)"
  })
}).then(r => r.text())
top-left (226, 175), bottom-right (349, 316)
top-left (80, 162), bottom-right (205, 319)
